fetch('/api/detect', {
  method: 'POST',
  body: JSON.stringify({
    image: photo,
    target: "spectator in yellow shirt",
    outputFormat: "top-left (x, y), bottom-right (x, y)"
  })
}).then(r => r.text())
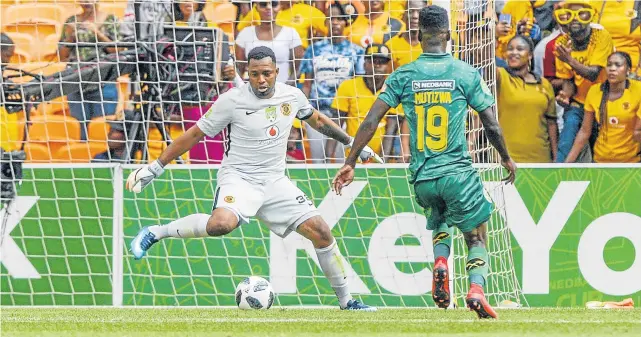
top-left (496, 0), bottom-right (545, 59)
top-left (566, 52), bottom-right (641, 163)
top-left (552, 0), bottom-right (614, 162)
top-left (591, 0), bottom-right (641, 74)
top-left (331, 43), bottom-right (395, 156)
top-left (387, 0), bottom-right (408, 20)
top-left (0, 33), bottom-right (22, 152)
top-left (384, 0), bottom-right (427, 161)
top-left (236, 0), bottom-right (328, 48)
top-left (498, 35), bottom-right (558, 163)
top-left (344, 0), bottom-right (404, 47)
top-left (385, 0), bottom-right (426, 70)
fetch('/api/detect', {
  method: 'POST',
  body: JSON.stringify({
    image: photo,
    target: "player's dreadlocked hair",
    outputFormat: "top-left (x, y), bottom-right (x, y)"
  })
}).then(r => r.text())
top-left (247, 46), bottom-right (277, 65)
top-left (419, 5), bottom-right (449, 43)
top-left (598, 51), bottom-right (632, 139)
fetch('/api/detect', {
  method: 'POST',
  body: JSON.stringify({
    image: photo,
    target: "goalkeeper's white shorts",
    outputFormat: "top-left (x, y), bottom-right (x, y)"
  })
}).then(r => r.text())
top-left (212, 173), bottom-right (320, 238)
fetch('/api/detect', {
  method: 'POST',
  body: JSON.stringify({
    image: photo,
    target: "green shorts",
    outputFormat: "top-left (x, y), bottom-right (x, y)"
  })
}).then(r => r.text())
top-left (414, 169), bottom-right (493, 233)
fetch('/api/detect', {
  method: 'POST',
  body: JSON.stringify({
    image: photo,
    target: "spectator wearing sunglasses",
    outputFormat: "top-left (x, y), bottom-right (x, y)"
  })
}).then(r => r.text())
top-left (235, 0), bottom-right (305, 85)
top-left (551, 0), bottom-right (614, 162)
top-left (565, 52), bottom-right (641, 163)
top-left (236, 0), bottom-right (328, 49)
top-left (299, 3), bottom-right (364, 163)
top-left (591, 0), bottom-right (641, 76)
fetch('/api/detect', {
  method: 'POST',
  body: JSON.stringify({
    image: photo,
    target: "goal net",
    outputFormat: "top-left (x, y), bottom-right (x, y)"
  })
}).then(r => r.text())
top-left (0, 0), bottom-right (524, 308)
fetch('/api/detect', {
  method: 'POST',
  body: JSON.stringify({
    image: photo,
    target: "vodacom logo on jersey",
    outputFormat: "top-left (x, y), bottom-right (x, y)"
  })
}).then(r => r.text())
top-left (265, 125), bottom-right (280, 139)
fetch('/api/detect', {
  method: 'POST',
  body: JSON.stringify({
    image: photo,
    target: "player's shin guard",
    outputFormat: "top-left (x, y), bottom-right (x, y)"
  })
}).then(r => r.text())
top-left (432, 224), bottom-right (452, 259)
top-left (465, 246), bottom-right (497, 319)
top-left (315, 239), bottom-right (352, 308)
top-left (432, 224), bottom-right (452, 309)
top-left (466, 246), bottom-right (489, 287)
top-left (151, 213), bottom-right (210, 239)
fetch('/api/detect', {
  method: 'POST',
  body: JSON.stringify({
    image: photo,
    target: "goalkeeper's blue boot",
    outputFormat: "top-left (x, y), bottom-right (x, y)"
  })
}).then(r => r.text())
top-left (342, 300), bottom-right (377, 312)
top-left (130, 226), bottom-right (158, 260)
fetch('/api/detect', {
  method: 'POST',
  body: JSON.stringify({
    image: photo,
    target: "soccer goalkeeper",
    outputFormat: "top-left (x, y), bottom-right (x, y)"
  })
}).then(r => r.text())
top-left (332, 6), bottom-right (517, 319)
top-left (127, 46), bottom-right (381, 311)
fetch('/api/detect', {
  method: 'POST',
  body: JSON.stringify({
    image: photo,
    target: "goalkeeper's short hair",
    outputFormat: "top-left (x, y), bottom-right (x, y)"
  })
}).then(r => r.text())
top-left (247, 46), bottom-right (277, 65)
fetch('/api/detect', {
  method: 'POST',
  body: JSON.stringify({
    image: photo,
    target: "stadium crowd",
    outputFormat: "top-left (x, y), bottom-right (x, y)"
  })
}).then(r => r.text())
top-left (1, 0), bottom-right (641, 164)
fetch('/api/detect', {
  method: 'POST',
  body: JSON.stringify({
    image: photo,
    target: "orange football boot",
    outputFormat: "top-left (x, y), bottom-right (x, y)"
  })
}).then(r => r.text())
top-left (432, 256), bottom-right (450, 309)
top-left (466, 283), bottom-right (498, 319)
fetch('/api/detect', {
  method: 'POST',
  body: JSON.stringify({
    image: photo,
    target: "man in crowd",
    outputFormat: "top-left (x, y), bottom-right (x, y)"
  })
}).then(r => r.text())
top-left (551, 0), bottom-right (614, 162)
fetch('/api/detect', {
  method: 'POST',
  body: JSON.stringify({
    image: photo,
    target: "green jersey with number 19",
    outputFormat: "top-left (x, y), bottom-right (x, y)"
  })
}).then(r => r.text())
top-left (378, 53), bottom-right (494, 184)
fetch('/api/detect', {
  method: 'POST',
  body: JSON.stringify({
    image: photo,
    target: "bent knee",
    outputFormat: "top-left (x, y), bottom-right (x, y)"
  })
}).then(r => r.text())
top-left (297, 216), bottom-right (334, 248)
top-left (463, 224), bottom-right (488, 248)
top-left (207, 208), bottom-right (238, 236)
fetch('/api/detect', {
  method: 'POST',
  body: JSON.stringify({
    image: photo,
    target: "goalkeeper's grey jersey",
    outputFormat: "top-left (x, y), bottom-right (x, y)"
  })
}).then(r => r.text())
top-left (197, 83), bottom-right (314, 183)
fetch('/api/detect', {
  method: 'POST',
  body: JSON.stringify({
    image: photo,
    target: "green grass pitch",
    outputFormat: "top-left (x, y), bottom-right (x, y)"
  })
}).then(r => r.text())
top-left (2, 307), bottom-right (640, 336)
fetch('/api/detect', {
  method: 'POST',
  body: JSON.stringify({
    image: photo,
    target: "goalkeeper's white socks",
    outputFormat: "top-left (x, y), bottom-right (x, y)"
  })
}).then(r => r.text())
top-left (315, 239), bottom-right (353, 308)
top-left (149, 214), bottom-right (210, 239)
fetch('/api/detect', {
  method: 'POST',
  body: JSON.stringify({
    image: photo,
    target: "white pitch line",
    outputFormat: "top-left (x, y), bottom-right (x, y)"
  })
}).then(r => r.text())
top-left (2, 317), bottom-right (640, 324)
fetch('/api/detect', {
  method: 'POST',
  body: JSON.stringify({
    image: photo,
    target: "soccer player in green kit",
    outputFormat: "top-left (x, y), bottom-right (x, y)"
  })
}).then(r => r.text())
top-left (332, 5), bottom-right (517, 319)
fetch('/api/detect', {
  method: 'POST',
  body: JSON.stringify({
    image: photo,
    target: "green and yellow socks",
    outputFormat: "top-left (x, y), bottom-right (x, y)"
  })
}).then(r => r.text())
top-left (466, 246), bottom-right (489, 287)
top-left (432, 224), bottom-right (452, 261)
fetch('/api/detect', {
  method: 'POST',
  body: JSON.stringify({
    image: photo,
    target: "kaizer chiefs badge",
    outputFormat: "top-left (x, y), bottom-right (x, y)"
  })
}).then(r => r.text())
top-left (281, 103), bottom-right (292, 116)
top-left (265, 106), bottom-right (277, 122)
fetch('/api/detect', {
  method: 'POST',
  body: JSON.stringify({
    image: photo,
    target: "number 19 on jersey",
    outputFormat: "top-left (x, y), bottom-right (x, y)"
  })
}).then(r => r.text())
top-left (416, 105), bottom-right (449, 152)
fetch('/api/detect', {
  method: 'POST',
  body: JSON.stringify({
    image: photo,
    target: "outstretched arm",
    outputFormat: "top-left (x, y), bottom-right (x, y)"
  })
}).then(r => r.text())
top-left (344, 99), bottom-right (391, 167)
top-left (305, 109), bottom-right (383, 163)
top-left (331, 99), bottom-right (390, 195)
top-left (304, 109), bottom-right (352, 145)
top-left (157, 125), bottom-right (207, 166)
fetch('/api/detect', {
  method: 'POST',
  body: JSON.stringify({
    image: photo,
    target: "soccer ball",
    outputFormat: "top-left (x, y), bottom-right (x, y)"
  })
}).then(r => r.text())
top-left (235, 276), bottom-right (274, 310)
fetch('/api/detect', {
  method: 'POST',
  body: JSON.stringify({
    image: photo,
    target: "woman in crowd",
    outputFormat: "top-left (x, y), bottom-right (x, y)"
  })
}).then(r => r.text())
top-left (299, 3), bottom-right (364, 163)
top-left (592, 0), bottom-right (641, 75)
top-left (235, 0), bottom-right (305, 85)
top-left (497, 35), bottom-right (558, 163)
top-left (58, 0), bottom-right (120, 141)
top-left (565, 52), bottom-right (641, 163)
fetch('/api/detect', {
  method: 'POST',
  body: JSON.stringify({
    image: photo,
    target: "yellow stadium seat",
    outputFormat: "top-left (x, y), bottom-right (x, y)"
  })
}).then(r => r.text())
top-left (27, 114), bottom-right (80, 155)
top-left (88, 115), bottom-right (117, 143)
top-left (4, 32), bottom-right (35, 55)
top-left (9, 47), bottom-right (31, 63)
top-left (208, 3), bottom-right (237, 37)
top-left (36, 96), bottom-right (70, 116)
top-left (4, 3), bottom-right (67, 24)
top-left (24, 142), bottom-right (52, 162)
top-left (28, 114), bottom-right (80, 142)
top-left (33, 34), bottom-right (60, 62)
top-left (54, 142), bottom-right (108, 163)
top-left (2, 3), bottom-right (66, 40)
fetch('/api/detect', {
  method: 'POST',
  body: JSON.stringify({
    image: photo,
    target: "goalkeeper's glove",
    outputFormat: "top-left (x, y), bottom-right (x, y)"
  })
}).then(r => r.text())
top-left (346, 137), bottom-right (384, 163)
top-left (126, 160), bottom-right (165, 193)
